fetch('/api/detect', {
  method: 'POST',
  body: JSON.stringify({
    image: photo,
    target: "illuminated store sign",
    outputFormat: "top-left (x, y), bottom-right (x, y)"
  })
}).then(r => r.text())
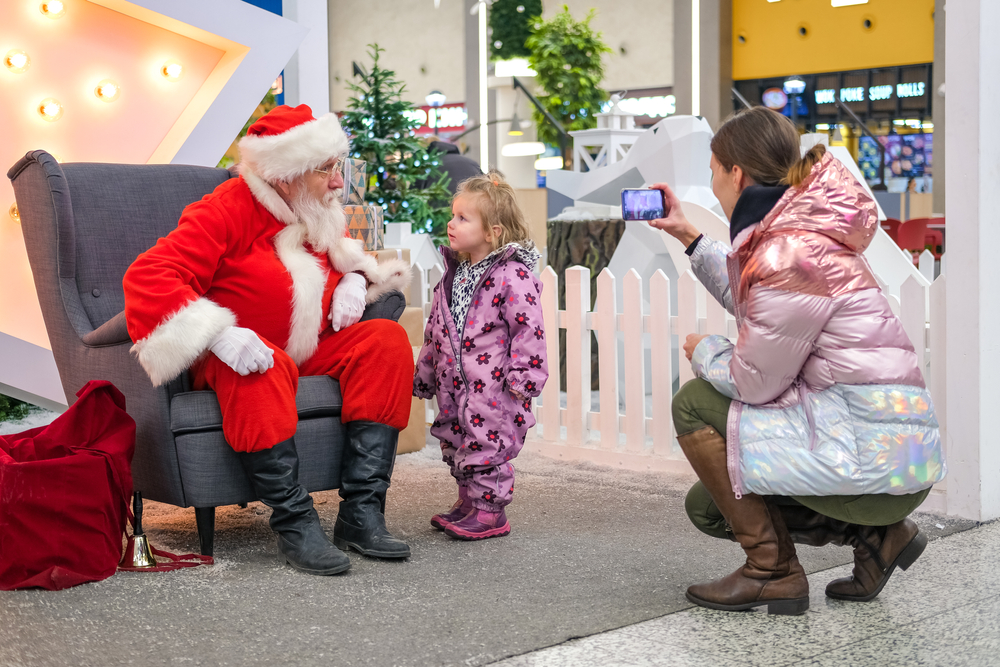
top-left (814, 82), bottom-right (925, 105)
top-left (815, 89), bottom-right (836, 104)
top-left (600, 94), bottom-right (676, 118)
top-left (897, 82), bottom-right (925, 98)
top-left (840, 87), bottom-right (865, 103)
top-left (597, 86), bottom-right (675, 126)
top-left (617, 95), bottom-right (676, 117)
top-left (403, 103), bottom-right (468, 134)
top-left (869, 85), bottom-right (893, 101)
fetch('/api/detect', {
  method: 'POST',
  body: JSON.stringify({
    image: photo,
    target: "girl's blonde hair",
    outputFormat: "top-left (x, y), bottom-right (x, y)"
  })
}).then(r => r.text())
top-left (454, 169), bottom-right (531, 251)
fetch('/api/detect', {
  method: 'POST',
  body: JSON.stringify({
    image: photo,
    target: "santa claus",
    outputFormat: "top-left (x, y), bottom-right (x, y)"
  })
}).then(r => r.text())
top-left (123, 105), bottom-right (414, 575)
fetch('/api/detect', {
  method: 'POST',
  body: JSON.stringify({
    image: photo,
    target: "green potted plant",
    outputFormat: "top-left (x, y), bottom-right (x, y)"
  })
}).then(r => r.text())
top-left (526, 6), bottom-right (611, 164)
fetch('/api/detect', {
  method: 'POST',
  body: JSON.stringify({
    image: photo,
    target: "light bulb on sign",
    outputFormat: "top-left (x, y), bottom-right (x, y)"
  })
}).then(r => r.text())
top-left (9, 203), bottom-right (20, 223)
top-left (39, 1), bottom-right (66, 18)
top-left (161, 60), bottom-right (184, 81)
top-left (38, 98), bottom-right (64, 121)
top-left (94, 79), bottom-right (121, 102)
top-left (4, 50), bottom-right (30, 73)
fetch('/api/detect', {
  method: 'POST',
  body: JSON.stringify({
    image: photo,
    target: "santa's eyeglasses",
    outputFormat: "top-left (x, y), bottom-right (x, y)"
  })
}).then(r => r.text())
top-left (312, 158), bottom-right (344, 179)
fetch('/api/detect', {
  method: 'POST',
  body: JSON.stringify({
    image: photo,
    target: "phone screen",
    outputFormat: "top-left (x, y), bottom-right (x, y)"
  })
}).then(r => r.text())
top-left (621, 189), bottom-right (666, 221)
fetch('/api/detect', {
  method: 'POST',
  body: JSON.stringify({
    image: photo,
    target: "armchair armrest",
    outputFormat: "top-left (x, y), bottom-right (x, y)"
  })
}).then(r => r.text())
top-left (360, 290), bottom-right (406, 323)
top-left (79, 292), bottom-right (405, 350)
top-left (81, 310), bottom-right (131, 347)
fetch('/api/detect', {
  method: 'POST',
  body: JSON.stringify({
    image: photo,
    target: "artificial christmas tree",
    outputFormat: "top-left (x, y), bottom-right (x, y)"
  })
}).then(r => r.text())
top-left (340, 44), bottom-right (453, 243)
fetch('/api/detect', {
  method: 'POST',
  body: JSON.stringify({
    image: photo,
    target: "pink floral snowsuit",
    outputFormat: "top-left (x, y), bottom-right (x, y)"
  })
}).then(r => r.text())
top-left (413, 244), bottom-right (548, 510)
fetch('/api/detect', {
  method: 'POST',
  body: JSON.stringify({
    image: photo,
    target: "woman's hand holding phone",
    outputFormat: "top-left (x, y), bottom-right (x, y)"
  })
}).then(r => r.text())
top-left (647, 182), bottom-right (702, 248)
top-left (683, 333), bottom-right (708, 361)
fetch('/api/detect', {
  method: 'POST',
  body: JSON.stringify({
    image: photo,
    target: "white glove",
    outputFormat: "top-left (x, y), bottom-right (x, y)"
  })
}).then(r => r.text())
top-left (209, 326), bottom-right (274, 376)
top-left (330, 272), bottom-right (368, 332)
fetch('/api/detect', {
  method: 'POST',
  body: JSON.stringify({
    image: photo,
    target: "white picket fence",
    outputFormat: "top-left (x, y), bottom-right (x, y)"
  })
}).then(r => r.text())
top-left (530, 252), bottom-right (949, 512)
top-left (408, 249), bottom-right (948, 511)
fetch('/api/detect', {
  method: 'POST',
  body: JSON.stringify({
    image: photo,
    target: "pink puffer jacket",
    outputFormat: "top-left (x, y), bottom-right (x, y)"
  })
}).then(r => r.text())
top-left (690, 152), bottom-right (945, 498)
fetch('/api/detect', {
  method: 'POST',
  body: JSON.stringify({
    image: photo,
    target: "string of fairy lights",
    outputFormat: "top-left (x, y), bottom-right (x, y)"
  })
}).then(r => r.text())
top-left (5, 1), bottom-right (187, 221)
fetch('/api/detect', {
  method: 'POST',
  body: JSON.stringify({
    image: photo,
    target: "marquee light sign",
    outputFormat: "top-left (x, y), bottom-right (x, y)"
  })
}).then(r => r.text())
top-left (0, 0), bottom-right (306, 410)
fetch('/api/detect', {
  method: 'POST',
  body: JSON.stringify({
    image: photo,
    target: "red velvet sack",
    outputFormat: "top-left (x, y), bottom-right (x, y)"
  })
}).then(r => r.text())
top-left (0, 381), bottom-right (135, 590)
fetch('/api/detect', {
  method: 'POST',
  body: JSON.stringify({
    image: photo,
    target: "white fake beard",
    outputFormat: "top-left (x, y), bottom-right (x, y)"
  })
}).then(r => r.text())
top-left (290, 189), bottom-right (346, 253)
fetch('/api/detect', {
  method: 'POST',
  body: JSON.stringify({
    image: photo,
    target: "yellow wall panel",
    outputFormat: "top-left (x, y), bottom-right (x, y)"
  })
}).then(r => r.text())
top-left (733, 0), bottom-right (935, 80)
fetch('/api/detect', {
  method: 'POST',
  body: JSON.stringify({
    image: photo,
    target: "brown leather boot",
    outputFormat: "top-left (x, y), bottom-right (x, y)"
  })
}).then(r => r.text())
top-left (679, 426), bottom-right (809, 615)
top-left (825, 518), bottom-right (927, 602)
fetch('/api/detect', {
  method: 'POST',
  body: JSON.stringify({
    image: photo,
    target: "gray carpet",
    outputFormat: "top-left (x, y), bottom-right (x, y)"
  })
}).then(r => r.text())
top-left (0, 443), bottom-right (973, 667)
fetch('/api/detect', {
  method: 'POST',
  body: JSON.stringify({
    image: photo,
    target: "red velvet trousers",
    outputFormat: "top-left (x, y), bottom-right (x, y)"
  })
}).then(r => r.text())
top-left (190, 319), bottom-right (413, 453)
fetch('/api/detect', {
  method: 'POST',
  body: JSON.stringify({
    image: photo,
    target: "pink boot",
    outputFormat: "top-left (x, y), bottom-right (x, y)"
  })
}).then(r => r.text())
top-left (444, 508), bottom-right (511, 540)
top-left (430, 495), bottom-right (474, 530)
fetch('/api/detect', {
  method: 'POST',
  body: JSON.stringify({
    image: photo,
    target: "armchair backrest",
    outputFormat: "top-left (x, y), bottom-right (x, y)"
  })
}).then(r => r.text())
top-left (9, 151), bottom-right (235, 337)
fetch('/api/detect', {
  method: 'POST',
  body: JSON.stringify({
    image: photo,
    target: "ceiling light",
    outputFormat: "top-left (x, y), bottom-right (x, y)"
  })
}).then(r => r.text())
top-left (501, 141), bottom-right (545, 157)
top-left (783, 76), bottom-right (807, 95)
top-left (39, 1), bottom-right (66, 18)
top-left (508, 112), bottom-right (523, 136)
top-left (4, 49), bottom-right (30, 74)
top-left (494, 58), bottom-right (537, 77)
top-left (38, 98), bottom-right (64, 122)
top-left (94, 79), bottom-right (121, 102)
top-left (425, 90), bottom-right (446, 107)
top-left (161, 60), bottom-right (184, 81)
top-left (831, 0), bottom-right (868, 6)
top-left (534, 156), bottom-right (563, 171)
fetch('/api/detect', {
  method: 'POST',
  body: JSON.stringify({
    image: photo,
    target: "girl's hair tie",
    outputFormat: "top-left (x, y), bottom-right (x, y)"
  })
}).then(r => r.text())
top-left (492, 179), bottom-right (499, 186)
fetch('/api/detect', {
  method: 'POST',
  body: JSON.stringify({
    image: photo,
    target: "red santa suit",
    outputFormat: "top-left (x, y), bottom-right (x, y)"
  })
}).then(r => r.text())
top-left (123, 106), bottom-right (413, 453)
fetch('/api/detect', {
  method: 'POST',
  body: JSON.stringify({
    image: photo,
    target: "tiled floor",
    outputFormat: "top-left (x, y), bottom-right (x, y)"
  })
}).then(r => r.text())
top-left (491, 519), bottom-right (1000, 667)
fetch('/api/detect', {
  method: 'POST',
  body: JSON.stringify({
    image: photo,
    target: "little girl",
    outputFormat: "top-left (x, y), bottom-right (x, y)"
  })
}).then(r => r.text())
top-left (413, 170), bottom-right (548, 540)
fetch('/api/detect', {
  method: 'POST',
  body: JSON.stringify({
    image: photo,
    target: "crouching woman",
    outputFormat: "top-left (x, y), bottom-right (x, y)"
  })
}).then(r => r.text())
top-left (651, 107), bottom-right (945, 615)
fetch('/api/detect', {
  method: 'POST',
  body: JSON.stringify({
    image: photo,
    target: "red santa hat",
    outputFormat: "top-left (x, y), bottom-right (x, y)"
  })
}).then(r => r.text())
top-left (237, 104), bottom-right (349, 184)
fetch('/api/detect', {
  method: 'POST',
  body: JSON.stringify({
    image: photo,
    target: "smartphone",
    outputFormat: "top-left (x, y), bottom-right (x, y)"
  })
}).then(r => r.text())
top-left (621, 188), bottom-right (666, 221)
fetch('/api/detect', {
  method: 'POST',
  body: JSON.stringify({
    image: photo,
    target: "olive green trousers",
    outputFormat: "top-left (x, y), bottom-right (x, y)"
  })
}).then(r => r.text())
top-left (673, 378), bottom-right (930, 540)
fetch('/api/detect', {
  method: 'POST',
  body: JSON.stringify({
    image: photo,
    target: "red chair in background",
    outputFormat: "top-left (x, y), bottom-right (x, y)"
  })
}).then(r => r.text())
top-left (906, 217), bottom-right (945, 259)
top-left (881, 218), bottom-right (902, 242)
top-left (895, 218), bottom-right (929, 263)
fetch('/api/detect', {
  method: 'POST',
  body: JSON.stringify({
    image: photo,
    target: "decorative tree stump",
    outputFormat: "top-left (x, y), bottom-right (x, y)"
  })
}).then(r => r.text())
top-left (546, 219), bottom-right (626, 391)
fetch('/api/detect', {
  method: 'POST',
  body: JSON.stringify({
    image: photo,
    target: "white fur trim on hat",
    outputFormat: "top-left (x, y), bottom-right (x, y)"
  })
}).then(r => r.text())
top-left (238, 113), bottom-right (349, 184)
top-left (131, 297), bottom-right (236, 386)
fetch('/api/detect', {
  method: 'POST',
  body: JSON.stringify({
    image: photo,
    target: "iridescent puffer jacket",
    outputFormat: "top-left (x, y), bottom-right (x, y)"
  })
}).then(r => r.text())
top-left (688, 152), bottom-right (945, 498)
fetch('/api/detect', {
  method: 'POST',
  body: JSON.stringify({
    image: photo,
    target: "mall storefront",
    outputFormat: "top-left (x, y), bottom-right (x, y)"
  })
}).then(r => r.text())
top-left (734, 64), bottom-right (934, 191)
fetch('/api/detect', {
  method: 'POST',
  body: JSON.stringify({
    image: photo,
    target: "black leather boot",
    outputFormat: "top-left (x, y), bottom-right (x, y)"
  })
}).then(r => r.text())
top-left (333, 421), bottom-right (411, 559)
top-left (239, 438), bottom-right (351, 575)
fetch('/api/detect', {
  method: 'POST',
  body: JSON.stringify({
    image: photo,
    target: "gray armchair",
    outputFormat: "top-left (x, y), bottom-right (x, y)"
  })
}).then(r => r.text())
top-left (8, 150), bottom-right (405, 556)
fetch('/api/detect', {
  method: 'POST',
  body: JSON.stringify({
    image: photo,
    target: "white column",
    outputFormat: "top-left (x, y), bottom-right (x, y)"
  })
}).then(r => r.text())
top-left (281, 0), bottom-right (330, 115)
top-left (671, 0), bottom-right (732, 130)
top-left (945, 0), bottom-right (1000, 521)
